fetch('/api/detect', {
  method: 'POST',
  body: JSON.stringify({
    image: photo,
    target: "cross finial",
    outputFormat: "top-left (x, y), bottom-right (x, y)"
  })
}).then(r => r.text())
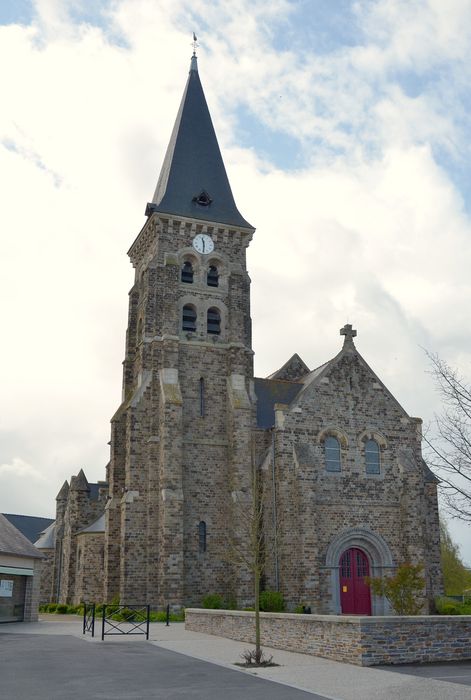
top-left (340, 324), bottom-right (357, 344)
top-left (191, 32), bottom-right (199, 56)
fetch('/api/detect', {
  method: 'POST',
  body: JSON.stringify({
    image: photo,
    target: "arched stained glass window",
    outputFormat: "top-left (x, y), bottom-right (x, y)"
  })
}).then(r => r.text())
top-left (365, 439), bottom-right (380, 474)
top-left (198, 521), bottom-right (207, 553)
top-left (325, 436), bottom-right (341, 472)
top-left (182, 305), bottom-right (196, 332)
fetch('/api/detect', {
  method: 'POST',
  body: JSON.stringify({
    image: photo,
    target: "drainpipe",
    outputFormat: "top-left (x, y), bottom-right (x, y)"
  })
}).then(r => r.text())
top-left (271, 428), bottom-right (279, 591)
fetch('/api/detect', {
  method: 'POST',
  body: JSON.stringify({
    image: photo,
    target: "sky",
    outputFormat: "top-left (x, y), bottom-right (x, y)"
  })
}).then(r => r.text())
top-left (1, 0), bottom-right (471, 564)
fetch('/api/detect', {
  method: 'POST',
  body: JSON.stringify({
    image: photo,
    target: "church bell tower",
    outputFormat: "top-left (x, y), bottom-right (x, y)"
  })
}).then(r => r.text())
top-left (104, 51), bottom-right (255, 607)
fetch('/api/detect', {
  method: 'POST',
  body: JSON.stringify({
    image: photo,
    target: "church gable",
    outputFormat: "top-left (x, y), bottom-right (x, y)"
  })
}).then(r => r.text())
top-left (291, 326), bottom-right (409, 425)
top-left (267, 353), bottom-right (310, 382)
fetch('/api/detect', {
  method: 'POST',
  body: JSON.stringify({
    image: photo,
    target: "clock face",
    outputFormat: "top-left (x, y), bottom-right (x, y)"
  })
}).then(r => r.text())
top-left (192, 233), bottom-right (214, 255)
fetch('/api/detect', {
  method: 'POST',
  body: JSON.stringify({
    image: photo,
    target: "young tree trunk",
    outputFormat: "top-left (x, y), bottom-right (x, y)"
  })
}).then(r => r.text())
top-left (254, 561), bottom-right (261, 663)
top-left (252, 436), bottom-right (262, 664)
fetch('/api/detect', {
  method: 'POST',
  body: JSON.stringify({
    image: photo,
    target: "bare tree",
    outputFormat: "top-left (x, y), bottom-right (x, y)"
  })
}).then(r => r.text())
top-left (424, 351), bottom-right (471, 522)
top-left (227, 438), bottom-right (275, 666)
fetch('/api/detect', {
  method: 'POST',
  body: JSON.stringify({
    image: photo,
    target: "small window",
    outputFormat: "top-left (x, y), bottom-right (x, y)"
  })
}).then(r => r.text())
top-left (182, 304), bottom-right (196, 332)
top-left (207, 307), bottom-right (221, 335)
top-left (181, 261), bottom-right (194, 284)
top-left (137, 318), bottom-right (143, 341)
top-left (199, 377), bottom-right (205, 417)
top-left (365, 439), bottom-right (380, 474)
top-left (198, 521), bottom-right (207, 553)
top-left (325, 436), bottom-right (341, 472)
top-left (340, 550), bottom-right (351, 578)
top-left (207, 265), bottom-right (219, 287)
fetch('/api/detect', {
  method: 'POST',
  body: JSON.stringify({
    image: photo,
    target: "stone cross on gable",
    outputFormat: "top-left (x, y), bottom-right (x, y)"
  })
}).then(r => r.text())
top-left (340, 324), bottom-right (357, 343)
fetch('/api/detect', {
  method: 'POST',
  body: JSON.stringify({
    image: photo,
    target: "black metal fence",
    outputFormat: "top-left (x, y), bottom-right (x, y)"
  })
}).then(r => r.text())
top-left (83, 603), bottom-right (153, 640)
top-left (101, 604), bottom-right (150, 640)
top-left (83, 602), bottom-right (95, 637)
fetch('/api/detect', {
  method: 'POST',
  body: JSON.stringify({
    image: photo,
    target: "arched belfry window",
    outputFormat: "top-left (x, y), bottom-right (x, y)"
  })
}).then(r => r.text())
top-left (207, 265), bottom-right (219, 287)
top-left (181, 261), bottom-right (194, 284)
top-left (207, 307), bottom-right (221, 335)
top-left (198, 521), bottom-right (207, 553)
top-left (325, 436), bottom-right (341, 472)
top-left (365, 439), bottom-right (380, 474)
top-left (182, 304), bottom-right (196, 332)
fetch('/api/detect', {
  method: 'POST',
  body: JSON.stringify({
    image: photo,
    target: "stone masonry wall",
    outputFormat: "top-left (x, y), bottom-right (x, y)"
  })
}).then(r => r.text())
top-left (74, 533), bottom-right (104, 605)
top-left (107, 214), bottom-right (255, 609)
top-left (38, 548), bottom-right (54, 604)
top-left (260, 345), bottom-right (442, 613)
top-left (23, 561), bottom-right (42, 622)
top-left (185, 609), bottom-right (471, 666)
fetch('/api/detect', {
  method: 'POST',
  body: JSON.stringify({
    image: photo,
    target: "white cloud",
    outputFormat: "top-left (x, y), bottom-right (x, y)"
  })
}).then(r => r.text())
top-left (0, 458), bottom-right (45, 481)
top-left (1, 0), bottom-right (471, 560)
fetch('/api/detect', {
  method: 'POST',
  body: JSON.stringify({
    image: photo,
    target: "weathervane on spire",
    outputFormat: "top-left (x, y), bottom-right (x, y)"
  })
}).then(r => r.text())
top-left (191, 32), bottom-right (199, 56)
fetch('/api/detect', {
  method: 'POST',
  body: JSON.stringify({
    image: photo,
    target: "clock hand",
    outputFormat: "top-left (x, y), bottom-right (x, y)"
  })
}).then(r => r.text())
top-left (202, 238), bottom-right (205, 253)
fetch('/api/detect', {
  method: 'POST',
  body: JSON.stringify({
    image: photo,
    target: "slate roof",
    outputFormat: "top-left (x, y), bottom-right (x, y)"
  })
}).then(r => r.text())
top-left (77, 513), bottom-right (105, 535)
top-left (254, 378), bottom-right (304, 429)
top-left (3, 514), bottom-right (54, 544)
top-left (422, 459), bottom-right (440, 484)
top-left (148, 55), bottom-right (253, 230)
top-left (34, 521), bottom-right (56, 549)
top-left (88, 483), bottom-right (104, 501)
top-left (0, 513), bottom-right (43, 559)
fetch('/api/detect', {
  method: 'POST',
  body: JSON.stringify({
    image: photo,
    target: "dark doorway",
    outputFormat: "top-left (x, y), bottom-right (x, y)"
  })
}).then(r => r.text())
top-left (339, 547), bottom-right (372, 615)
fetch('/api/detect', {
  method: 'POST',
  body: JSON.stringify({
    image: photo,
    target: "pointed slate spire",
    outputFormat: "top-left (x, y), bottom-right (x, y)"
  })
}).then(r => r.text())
top-left (146, 55), bottom-right (253, 230)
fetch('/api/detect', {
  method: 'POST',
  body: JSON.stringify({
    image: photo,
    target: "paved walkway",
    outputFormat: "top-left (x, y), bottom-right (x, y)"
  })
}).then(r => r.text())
top-left (1, 616), bottom-right (471, 699)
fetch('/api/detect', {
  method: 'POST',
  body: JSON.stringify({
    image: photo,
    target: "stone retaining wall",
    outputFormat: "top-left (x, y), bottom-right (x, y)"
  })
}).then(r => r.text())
top-left (185, 609), bottom-right (471, 666)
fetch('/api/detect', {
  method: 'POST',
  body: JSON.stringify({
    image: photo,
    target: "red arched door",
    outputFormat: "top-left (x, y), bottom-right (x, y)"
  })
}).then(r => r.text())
top-left (339, 548), bottom-right (372, 615)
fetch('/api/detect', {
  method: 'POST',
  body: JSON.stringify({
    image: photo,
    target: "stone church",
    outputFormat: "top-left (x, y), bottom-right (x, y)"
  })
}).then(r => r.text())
top-left (36, 54), bottom-right (443, 615)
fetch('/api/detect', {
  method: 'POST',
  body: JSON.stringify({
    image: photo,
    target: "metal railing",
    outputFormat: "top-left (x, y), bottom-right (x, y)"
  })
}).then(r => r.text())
top-left (83, 602), bottom-right (95, 637)
top-left (83, 603), bottom-right (173, 639)
top-left (101, 604), bottom-right (150, 640)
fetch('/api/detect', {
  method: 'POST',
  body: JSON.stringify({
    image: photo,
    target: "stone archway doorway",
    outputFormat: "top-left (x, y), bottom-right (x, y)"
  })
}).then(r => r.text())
top-left (339, 547), bottom-right (372, 615)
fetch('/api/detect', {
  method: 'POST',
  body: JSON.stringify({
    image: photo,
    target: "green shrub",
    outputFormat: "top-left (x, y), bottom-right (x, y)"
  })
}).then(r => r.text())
top-left (46, 603), bottom-right (58, 613)
top-left (259, 591), bottom-right (285, 612)
top-left (202, 593), bottom-right (224, 609)
top-left (435, 597), bottom-right (471, 615)
top-left (56, 604), bottom-right (68, 614)
top-left (149, 610), bottom-right (185, 622)
top-left (294, 604), bottom-right (306, 614)
top-left (366, 563), bottom-right (425, 615)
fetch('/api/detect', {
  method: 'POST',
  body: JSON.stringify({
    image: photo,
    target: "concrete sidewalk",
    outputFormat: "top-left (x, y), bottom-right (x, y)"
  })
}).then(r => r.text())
top-left (1, 616), bottom-right (471, 699)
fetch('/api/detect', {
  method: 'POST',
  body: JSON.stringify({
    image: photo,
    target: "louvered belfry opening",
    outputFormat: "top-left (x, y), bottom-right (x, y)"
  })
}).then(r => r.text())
top-left (207, 307), bottom-right (221, 334)
top-left (181, 261), bottom-right (194, 283)
top-left (207, 265), bottom-right (219, 287)
top-left (182, 304), bottom-right (197, 331)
